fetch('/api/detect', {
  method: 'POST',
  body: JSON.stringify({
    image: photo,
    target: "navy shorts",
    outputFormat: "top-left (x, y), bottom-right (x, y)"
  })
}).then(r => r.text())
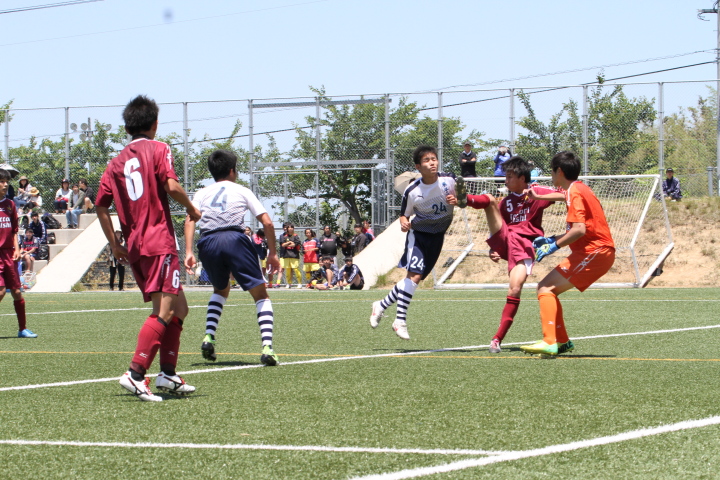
top-left (198, 230), bottom-right (265, 291)
top-left (398, 230), bottom-right (445, 280)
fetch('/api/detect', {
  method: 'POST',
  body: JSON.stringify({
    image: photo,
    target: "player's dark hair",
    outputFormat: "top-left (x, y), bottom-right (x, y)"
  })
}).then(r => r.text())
top-left (551, 151), bottom-right (581, 181)
top-left (25, 228), bottom-right (33, 233)
top-left (0, 170), bottom-right (10, 181)
top-left (207, 149), bottom-right (237, 181)
top-left (502, 156), bottom-right (532, 183)
top-left (305, 228), bottom-right (315, 237)
top-left (354, 223), bottom-right (362, 229)
top-left (78, 178), bottom-right (88, 187)
top-left (321, 255), bottom-right (332, 262)
top-left (344, 256), bottom-right (353, 262)
top-left (31, 211), bottom-right (38, 217)
top-left (412, 145), bottom-right (437, 165)
top-left (123, 95), bottom-right (159, 136)
top-left (256, 228), bottom-right (265, 238)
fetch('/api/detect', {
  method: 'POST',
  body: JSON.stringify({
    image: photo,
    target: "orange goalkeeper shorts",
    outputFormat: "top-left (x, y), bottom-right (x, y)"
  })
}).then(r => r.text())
top-left (554, 247), bottom-right (615, 292)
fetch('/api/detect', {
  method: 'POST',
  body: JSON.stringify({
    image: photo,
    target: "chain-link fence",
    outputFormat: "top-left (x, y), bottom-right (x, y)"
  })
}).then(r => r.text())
top-left (2, 80), bottom-right (719, 259)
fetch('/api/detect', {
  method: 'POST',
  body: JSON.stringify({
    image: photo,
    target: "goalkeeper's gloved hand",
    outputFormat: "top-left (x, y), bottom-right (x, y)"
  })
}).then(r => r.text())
top-left (535, 240), bottom-right (559, 263)
top-left (532, 236), bottom-right (556, 250)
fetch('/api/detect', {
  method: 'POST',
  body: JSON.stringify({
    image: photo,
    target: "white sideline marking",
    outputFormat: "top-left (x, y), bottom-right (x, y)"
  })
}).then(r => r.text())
top-left (1, 324), bottom-right (719, 393)
top-left (0, 439), bottom-right (503, 456)
top-left (350, 416), bottom-right (720, 480)
top-left (2, 297), bottom-right (718, 317)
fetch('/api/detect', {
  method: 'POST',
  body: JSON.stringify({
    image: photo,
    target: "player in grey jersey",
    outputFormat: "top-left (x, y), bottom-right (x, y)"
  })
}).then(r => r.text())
top-left (369, 145), bottom-right (461, 340)
top-left (184, 150), bottom-right (281, 365)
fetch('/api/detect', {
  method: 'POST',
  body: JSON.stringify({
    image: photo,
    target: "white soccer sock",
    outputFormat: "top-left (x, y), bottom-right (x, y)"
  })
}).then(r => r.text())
top-left (256, 298), bottom-right (274, 347)
top-left (205, 293), bottom-right (227, 337)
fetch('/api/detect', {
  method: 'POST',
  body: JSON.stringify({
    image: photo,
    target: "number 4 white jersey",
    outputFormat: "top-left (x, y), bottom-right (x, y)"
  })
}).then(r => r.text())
top-left (400, 173), bottom-right (457, 234)
top-left (192, 180), bottom-right (267, 234)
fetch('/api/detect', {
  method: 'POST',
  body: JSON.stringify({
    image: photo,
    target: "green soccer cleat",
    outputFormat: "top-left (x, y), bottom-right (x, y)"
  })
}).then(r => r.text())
top-left (558, 340), bottom-right (575, 355)
top-left (520, 341), bottom-right (558, 356)
top-left (260, 345), bottom-right (279, 366)
top-left (455, 176), bottom-right (467, 209)
top-left (201, 334), bottom-right (217, 362)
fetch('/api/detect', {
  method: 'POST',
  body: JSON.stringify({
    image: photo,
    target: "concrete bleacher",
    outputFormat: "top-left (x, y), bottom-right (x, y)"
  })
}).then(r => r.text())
top-left (30, 212), bottom-right (119, 293)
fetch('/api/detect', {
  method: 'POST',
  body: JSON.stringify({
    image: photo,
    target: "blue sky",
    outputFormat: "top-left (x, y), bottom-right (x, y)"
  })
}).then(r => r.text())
top-left (2, 0), bottom-right (719, 108)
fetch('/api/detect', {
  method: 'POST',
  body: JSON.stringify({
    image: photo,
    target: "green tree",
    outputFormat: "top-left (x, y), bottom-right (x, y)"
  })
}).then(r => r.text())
top-left (516, 83), bottom-right (657, 174)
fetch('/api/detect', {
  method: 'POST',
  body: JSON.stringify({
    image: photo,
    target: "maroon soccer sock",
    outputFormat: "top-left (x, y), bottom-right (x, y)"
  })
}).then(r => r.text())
top-left (130, 315), bottom-right (167, 376)
top-left (159, 316), bottom-right (183, 376)
top-left (14, 299), bottom-right (26, 331)
top-left (494, 296), bottom-right (520, 342)
top-left (467, 194), bottom-right (491, 210)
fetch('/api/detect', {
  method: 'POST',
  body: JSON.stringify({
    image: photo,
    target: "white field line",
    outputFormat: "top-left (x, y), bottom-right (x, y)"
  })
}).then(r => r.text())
top-left (350, 416), bottom-right (720, 480)
top-left (1, 324), bottom-right (719, 393)
top-left (1, 297), bottom-right (718, 317)
top-left (0, 439), bottom-right (503, 456)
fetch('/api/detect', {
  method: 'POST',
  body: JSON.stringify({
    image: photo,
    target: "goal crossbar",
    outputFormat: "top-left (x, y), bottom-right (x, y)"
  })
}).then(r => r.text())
top-left (433, 174), bottom-right (673, 289)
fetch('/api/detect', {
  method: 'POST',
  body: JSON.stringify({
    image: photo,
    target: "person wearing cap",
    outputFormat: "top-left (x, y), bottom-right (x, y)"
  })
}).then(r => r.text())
top-left (13, 176), bottom-right (32, 209)
top-left (459, 142), bottom-right (477, 178)
top-left (54, 179), bottom-right (72, 213)
top-left (662, 168), bottom-right (682, 201)
top-left (493, 144), bottom-right (512, 178)
top-left (24, 187), bottom-right (42, 213)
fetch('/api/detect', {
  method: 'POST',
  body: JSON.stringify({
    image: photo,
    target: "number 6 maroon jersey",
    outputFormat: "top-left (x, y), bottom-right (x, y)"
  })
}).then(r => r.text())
top-left (96, 137), bottom-right (179, 264)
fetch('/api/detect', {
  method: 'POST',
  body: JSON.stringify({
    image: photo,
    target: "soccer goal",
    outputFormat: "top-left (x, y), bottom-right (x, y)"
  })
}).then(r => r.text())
top-left (433, 175), bottom-right (674, 289)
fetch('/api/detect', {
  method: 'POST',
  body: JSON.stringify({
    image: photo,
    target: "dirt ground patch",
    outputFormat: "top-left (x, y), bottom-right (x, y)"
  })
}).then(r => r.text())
top-left (374, 197), bottom-right (720, 289)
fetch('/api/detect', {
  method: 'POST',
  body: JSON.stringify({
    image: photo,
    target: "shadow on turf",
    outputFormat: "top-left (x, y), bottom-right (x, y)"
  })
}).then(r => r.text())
top-left (116, 392), bottom-right (207, 401)
top-left (189, 360), bottom-right (257, 367)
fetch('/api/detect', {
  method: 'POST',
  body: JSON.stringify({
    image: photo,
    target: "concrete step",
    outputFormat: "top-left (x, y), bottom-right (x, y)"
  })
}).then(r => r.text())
top-left (33, 260), bottom-right (48, 272)
top-left (50, 213), bottom-right (97, 229)
top-left (49, 228), bottom-right (83, 245)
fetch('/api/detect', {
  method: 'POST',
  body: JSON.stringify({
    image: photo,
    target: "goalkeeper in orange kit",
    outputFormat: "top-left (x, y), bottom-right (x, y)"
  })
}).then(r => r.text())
top-left (521, 151), bottom-right (615, 356)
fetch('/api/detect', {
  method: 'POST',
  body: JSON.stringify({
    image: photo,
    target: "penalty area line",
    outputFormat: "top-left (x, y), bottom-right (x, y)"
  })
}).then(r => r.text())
top-left (350, 416), bottom-right (720, 480)
top-left (0, 439), bottom-right (504, 456)
top-left (1, 324), bottom-right (720, 393)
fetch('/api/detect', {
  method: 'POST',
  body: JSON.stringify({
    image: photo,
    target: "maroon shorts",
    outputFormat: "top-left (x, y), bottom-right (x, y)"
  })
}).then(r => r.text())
top-left (486, 224), bottom-right (535, 273)
top-left (0, 249), bottom-right (21, 290)
top-left (130, 254), bottom-right (183, 302)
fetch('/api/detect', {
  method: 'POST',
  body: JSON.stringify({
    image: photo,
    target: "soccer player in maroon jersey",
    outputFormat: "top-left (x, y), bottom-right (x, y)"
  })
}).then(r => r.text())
top-left (96, 95), bottom-right (201, 402)
top-left (0, 169), bottom-right (37, 338)
top-left (451, 157), bottom-right (564, 352)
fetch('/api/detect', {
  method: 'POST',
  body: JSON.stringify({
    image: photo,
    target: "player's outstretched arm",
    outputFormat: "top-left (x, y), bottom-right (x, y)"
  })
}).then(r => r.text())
top-left (525, 188), bottom-right (565, 202)
top-left (97, 206), bottom-right (128, 263)
top-left (184, 216), bottom-right (197, 274)
top-left (164, 178), bottom-right (201, 222)
top-left (258, 212), bottom-right (279, 275)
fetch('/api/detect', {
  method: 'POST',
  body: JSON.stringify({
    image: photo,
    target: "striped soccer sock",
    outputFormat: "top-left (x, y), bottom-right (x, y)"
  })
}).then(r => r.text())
top-left (256, 298), bottom-right (274, 347)
top-left (394, 278), bottom-right (418, 324)
top-left (205, 293), bottom-right (227, 337)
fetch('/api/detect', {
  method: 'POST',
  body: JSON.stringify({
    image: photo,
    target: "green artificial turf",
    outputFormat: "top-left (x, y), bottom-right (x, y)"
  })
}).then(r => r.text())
top-left (0, 288), bottom-right (718, 479)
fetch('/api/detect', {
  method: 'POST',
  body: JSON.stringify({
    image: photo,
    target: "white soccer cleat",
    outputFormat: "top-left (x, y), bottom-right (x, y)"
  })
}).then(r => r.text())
top-left (155, 372), bottom-right (196, 396)
top-left (119, 371), bottom-right (163, 402)
top-left (392, 319), bottom-right (410, 340)
top-left (370, 301), bottom-right (386, 328)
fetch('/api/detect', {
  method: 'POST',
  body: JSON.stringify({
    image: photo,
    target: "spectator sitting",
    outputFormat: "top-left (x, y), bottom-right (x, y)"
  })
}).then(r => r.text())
top-left (312, 255), bottom-right (340, 290)
top-left (28, 212), bottom-right (47, 244)
top-left (337, 256), bottom-right (365, 290)
top-left (24, 187), bottom-right (42, 213)
top-left (79, 178), bottom-right (95, 212)
top-left (351, 223), bottom-right (369, 256)
top-left (54, 179), bottom-right (71, 213)
top-left (20, 228), bottom-right (39, 273)
top-left (662, 168), bottom-right (682, 201)
top-left (14, 176), bottom-right (31, 210)
top-left (65, 183), bottom-right (86, 229)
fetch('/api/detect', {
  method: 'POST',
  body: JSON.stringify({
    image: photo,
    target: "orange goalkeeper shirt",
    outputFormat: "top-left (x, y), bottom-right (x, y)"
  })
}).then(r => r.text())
top-left (564, 181), bottom-right (615, 254)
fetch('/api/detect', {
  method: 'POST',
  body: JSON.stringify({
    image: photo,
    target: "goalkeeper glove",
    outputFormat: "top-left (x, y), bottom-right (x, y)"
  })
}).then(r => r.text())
top-left (532, 236), bottom-right (556, 249)
top-left (535, 240), bottom-right (559, 263)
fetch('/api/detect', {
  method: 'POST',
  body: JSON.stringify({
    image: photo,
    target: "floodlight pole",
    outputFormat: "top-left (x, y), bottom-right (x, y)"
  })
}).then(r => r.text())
top-left (699, 4), bottom-right (720, 194)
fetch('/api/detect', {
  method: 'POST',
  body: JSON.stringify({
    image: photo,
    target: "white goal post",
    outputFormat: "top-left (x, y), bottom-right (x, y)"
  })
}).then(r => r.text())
top-left (433, 175), bottom-right (674, 289)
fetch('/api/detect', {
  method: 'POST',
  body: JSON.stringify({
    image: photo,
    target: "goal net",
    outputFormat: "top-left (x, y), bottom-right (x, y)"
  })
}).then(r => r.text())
top-left (433, 175), bottom-right (673, 289)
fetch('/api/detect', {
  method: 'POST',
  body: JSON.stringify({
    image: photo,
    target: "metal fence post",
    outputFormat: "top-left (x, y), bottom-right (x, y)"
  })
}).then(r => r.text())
top-left (582, 85), bottom-right (589, 175)
top-left (4, 110), bottom-right (8, 163)
top-left (385, 94), bottom-right (391, 227)
top-left (509, 88), bottom-right (515, 151)
top-left (437, 92), bottom-right (443, 171)
top-left (64, 107), bottom-right (70, 179)
top-left (709, 167), bottom-right (716, 196)
top-left (182, 102), bottom-right (189, 192)
top-left (248, 99), bottom-right (254, 194)
top-left (658, 83), bottom-right (664, 174)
